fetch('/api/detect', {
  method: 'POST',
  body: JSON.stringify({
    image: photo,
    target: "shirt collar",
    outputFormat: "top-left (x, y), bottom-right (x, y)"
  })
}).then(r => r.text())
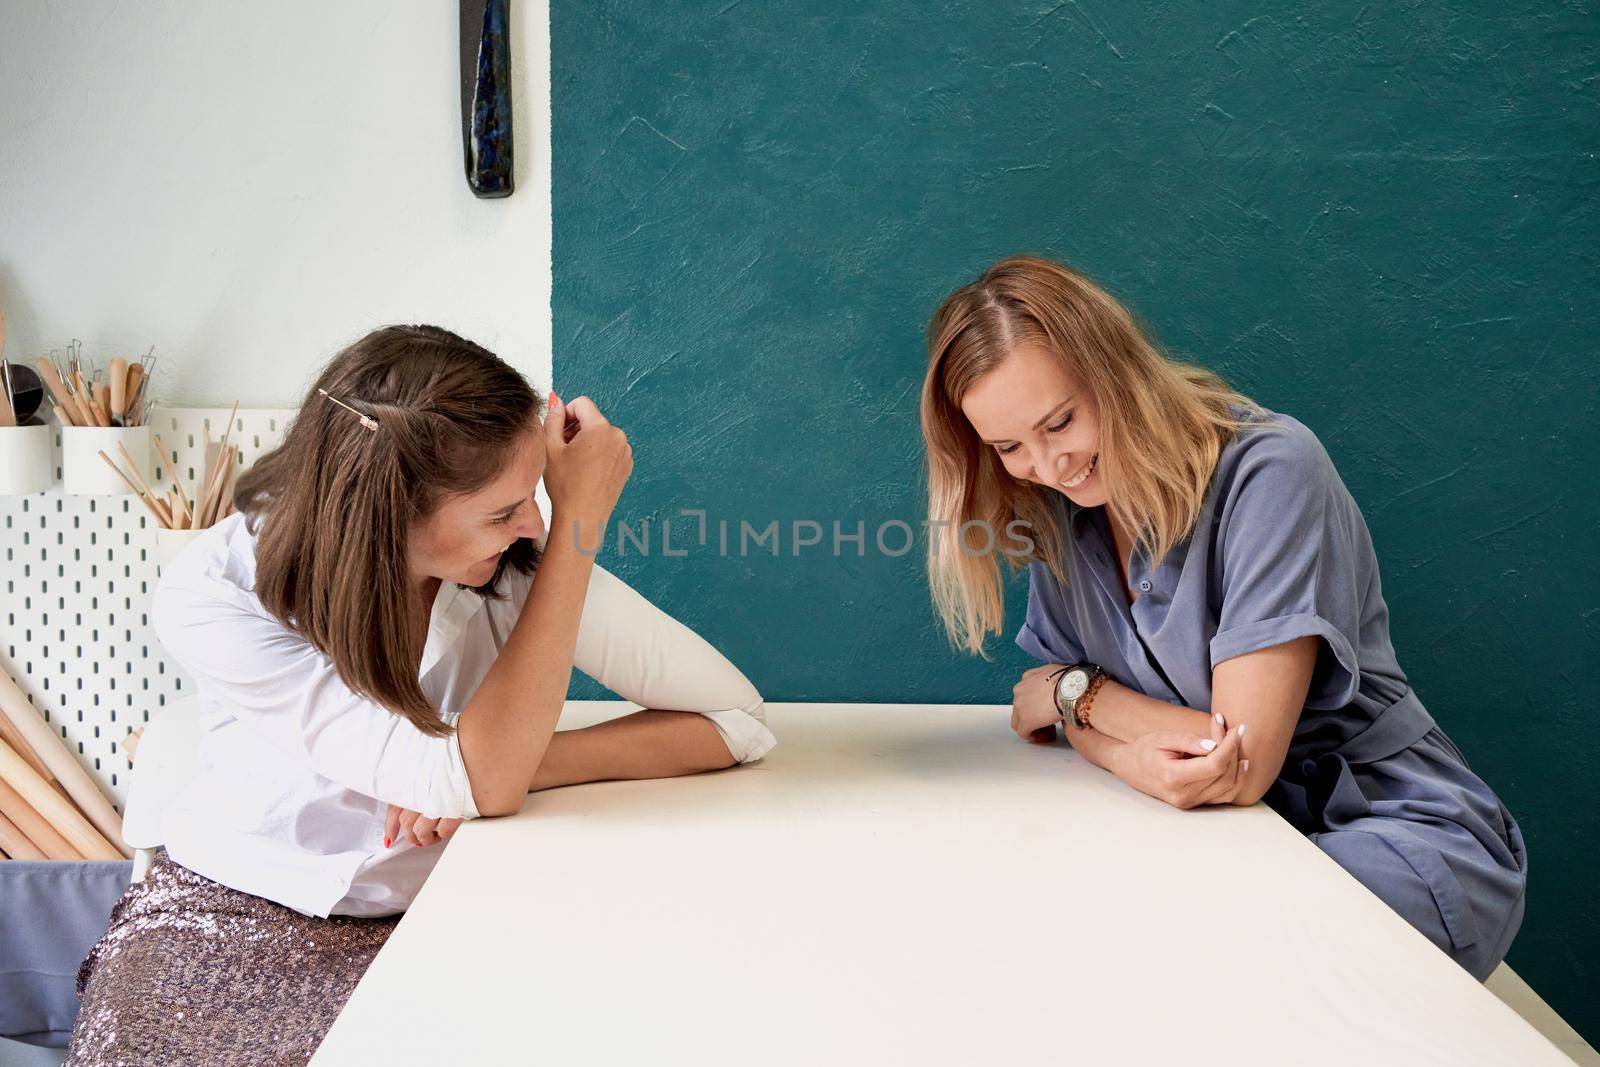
top-left (419, 582), bottom-right (487, 677)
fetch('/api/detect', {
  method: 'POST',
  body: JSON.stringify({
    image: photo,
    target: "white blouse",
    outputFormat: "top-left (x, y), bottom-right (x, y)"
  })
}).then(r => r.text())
top-left (151, 511), bottom-right (775, 918)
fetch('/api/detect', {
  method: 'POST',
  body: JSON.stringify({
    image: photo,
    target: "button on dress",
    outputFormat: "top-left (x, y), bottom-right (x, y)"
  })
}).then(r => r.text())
top-left (1014, 405), bottom-right (1527, 980)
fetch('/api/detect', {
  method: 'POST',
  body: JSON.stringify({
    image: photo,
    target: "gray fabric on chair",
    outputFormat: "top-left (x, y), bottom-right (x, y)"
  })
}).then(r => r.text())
top-left (0, 861), bottom-right (133, 1049)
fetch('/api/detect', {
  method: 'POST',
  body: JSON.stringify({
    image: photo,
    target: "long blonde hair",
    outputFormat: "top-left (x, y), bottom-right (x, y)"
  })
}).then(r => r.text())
top-left (921, 255), bottom-right (1267, 656)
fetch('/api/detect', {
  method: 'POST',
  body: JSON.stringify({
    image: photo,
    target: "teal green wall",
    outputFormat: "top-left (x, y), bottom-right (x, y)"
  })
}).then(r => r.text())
top-left (554, 1), bottom-right (1598, 1033)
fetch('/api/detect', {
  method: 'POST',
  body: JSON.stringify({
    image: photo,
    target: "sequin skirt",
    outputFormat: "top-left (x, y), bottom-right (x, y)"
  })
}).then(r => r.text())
top-left (65, 849), bottom-right (398, 1066)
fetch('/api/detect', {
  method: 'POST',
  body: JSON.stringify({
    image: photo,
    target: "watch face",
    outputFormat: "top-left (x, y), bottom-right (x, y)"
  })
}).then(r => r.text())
top-left (1060, 670), bottom-right (1089, 701)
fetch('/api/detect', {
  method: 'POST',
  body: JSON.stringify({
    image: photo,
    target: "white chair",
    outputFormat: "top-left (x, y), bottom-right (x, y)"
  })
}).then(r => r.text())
top-left (120, 695), bottom-right (203, 883)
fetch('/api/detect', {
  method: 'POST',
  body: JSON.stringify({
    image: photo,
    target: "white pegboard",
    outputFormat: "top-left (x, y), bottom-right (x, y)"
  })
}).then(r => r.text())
top-left (0, 407), bottom-right (298, 811)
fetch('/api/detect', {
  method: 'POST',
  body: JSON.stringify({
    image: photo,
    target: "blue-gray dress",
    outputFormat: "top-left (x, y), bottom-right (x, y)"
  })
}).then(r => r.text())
top-left (1014, 405), bottom-right (1527, 980)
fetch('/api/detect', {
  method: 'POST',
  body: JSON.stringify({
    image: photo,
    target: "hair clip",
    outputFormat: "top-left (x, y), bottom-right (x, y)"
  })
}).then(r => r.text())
top-left (318, 388), bottom-right (380, 432)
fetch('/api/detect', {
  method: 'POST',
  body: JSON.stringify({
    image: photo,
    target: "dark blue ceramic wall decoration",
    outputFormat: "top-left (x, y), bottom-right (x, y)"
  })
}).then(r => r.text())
top-left (460, 0), bottom-right (513, 198)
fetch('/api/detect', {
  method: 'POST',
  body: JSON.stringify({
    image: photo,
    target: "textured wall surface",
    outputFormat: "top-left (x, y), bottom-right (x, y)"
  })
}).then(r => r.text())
top-left (553, 1), bottom-right (1598, 1032)
top-left (0, 1), bottom-right (552, 406)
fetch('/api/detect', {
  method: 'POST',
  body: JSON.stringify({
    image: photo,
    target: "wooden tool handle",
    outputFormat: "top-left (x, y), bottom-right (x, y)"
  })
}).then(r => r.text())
top-left (66, 371), bottom-right (95, 428)
top-left (73, 371), bottom-right (106, 427)
top-left (0, 668), bottom-right (130, 857)
top-left (125, 364), bottom-right (146, 426)
top-left (34, 359), bottom-right (79, 426)
top-left (109, 357), bottom-right (128, 423)
top-left (0, 809), bottom-right (46, 861)
top-left (0, 775), bottom-right (80, 860)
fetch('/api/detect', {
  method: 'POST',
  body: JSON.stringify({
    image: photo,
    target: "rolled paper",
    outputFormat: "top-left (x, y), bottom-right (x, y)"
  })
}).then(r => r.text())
top-left (0, 809), bottom-right (45, 861)
top-left (0, 668), bottom-right (130, 857)
top-left (0, 774), bottom-right (81, 860)
top-left (0, 736), bottom-right (122, 860)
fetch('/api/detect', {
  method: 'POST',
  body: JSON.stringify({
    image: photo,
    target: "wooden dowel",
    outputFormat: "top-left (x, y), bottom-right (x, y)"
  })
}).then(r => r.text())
top-left (98, 452), bottom-right (170, 527)
top-left (97, 381), bottom-right (111, 424)
top-left (112, 441), bottom-right (175, 527)
top-left (154, 434), bottom-right (196, 527)
top-left (0, 670), bottom-right (129, 857)
top-left (0, 775), bottom-right (81, 860)
top-left (0, 701), bottom-right (57, 786)
top-left (216, 400), bottom-right (239, 454)
top-left (0, 709), bottom-right (72, 807)
top-left (0, 737), bottom-right (122, 861)
top-left (174, 475), bottom-right (195, 526)
top-left (202, 444), bottom-right (238, 528)
top-left (0, 809), bottom-right (46, 861)
top-left (197, 445), bottom-right (229, 527)
top-left (213, 445), bottom-right (239, 525)
top-left (114, 440), bottom-right (161, 502)
top-left (195, 401), bottom-right (241, 526)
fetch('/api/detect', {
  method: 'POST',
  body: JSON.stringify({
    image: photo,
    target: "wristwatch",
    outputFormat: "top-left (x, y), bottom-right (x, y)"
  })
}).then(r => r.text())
top-left (1052, 663), bottom-right (1106, 730)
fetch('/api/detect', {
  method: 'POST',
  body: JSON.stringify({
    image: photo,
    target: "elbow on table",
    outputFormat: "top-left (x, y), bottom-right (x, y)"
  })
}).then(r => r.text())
top-left (471, 784), bottom-right (527, 819)
top-left (1228, 776), bottom-right (1273, 807)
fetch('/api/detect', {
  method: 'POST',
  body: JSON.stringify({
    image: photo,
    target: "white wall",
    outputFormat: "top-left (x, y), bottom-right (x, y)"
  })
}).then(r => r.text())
top-left (0, 0), bottom-right (551, 407)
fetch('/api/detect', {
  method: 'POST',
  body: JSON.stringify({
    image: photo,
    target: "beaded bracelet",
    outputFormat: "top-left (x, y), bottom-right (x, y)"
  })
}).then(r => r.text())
top-left (1073, 673), bottom-right (1109, 730)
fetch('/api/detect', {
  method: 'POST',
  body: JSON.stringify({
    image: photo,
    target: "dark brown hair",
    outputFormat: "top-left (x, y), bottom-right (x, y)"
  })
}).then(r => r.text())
top-left (234, 324), bottom-right (546, 737)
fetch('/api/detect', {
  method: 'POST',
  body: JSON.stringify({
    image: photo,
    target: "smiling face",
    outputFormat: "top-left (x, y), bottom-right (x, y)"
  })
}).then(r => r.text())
top-left (407, 424), bottom-right (548, 589)
top-left (959, 341), bottom-right (1108, 507)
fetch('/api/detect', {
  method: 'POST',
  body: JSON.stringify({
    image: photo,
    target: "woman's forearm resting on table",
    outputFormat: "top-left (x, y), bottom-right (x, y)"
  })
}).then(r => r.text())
top-left (459, 512), bottom-right (599, 816)
top-left (529, 710), bottom-right (737, 792)
top-left (1059, 720), bottom-right (1126, 773)
top-left (1085, 678), bottom-right (1212, 745)
top-left (1073, 637), bottom-right (1319, 807)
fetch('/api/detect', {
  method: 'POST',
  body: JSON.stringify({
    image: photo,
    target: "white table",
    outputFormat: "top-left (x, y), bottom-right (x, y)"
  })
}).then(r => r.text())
top-left (312, 702), bottom-right (1567, 1066)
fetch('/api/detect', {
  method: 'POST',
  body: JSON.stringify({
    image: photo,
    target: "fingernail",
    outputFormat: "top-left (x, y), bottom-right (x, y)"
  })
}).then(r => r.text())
top-left (383, 836), bottom-right (391, 849)
top-left (1214, 713), bottom-right (1224, 725)
top-left (1200, 739), bottom-right (1217, 751)
top-left (1242, 759), bottom-right (1250, 772)
top-left (1238, 723), bottom-right (1248, 737)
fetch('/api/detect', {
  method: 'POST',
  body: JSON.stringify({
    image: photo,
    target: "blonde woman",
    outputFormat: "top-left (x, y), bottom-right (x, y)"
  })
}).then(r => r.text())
top-left (921, 256), bottom-right (1526, 981)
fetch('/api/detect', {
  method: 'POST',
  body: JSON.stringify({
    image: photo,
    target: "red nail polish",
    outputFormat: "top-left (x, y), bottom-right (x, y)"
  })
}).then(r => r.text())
top-left (383, 836), bottom-right (391, 848)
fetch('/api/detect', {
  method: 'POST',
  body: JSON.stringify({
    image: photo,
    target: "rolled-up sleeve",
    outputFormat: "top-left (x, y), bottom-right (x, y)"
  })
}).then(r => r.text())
top-left (1208, 423), bottom-right (1365, 709)
top-left (1015, 560), bottom-right (1089, 666)
top-left (152, 574), bottom-right (480, 821)
top-left (573, 563), bottom-right (775, 763)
